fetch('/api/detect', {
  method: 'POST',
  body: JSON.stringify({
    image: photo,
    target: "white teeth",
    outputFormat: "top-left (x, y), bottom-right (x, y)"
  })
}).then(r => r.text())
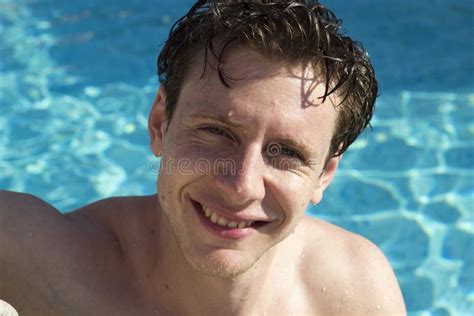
top-left (210, 213), bottom-right (218, 224)
top-left (201, 206), bottom-right (253, 229)
top-left (217, 217), bottom-right (228, 226)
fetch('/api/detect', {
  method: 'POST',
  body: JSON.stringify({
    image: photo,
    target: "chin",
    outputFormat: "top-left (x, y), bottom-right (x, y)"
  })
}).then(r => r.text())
top-left (181, 247), bottom-right (261, 279)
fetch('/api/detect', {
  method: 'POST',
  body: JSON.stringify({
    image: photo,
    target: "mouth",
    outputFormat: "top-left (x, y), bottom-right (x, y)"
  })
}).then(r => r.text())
top-left (190, 199), bottom-right (268, 239)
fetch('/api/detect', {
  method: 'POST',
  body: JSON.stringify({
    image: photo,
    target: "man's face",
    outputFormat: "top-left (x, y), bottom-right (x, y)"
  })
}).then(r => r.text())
top-left (149, 49), bottom-right (340, 278)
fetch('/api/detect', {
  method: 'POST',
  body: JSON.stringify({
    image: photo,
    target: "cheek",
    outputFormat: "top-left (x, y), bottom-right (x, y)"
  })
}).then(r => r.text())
top-left (157, 158), bottom-right (176, 200)
top-left (273, 174), bottom-right (316, 216)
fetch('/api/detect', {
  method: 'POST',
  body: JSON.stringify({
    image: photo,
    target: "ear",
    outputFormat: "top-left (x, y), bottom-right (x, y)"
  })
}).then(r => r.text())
top-left (148, 86), bottom-right (169, 157)
top-left (310, 154), bottom-right (342, 205)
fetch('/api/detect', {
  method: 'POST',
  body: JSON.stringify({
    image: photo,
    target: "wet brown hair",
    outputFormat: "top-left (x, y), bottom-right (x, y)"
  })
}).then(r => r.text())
top-left (158, 0), bottom-right (377, 158)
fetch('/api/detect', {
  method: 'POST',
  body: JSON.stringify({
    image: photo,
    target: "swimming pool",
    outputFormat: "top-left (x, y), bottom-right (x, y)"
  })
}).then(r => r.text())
top-left (0, 0), bottom-right (472, 314)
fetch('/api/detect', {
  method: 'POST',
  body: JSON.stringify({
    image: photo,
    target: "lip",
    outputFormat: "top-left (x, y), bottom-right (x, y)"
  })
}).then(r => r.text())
top-left (191, 197), bottom-right (272, 223)
top-left (190, 198), bottom-right (266, 240)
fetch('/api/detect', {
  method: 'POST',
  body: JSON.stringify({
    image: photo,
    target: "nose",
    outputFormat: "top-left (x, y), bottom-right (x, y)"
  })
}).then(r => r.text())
top-left (213, 144), bottom-right (266, 206)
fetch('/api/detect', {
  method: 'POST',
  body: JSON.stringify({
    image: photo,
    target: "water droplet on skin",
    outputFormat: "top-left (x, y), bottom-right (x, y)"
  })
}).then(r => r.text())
top-left (228, 110), bottom-right (234, 116)
top-left (321, 287), bottom-right (327, 293)
top-left (376, 305), bottom-right (381, 309)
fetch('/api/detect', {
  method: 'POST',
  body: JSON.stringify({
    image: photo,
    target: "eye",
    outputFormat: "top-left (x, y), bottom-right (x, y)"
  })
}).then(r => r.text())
top-left (280, 146), bottom-right (304, 160)
top-left (199, 126), bottom-right (231, 139)
top-left (281, 146), bottom-right (306, 163)
top-left (266, 143), bottom-right (306, 162)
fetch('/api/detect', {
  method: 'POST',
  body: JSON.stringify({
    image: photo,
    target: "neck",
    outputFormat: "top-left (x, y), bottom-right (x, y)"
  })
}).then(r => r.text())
top-left (140, 204), bottom-right (280, 315)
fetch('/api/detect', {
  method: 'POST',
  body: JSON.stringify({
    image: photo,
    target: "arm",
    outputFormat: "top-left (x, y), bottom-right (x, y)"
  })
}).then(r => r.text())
top-left (0, 191), bottom-right (132, 315)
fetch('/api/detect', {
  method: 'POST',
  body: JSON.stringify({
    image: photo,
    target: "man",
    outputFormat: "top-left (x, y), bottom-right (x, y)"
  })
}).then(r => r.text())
top-left (0, 1), bottom-right (406, 315)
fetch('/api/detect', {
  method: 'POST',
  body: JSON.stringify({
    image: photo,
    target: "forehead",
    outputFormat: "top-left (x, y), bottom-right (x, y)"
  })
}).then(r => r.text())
top-left (177, 49), bottom-right (339, 153)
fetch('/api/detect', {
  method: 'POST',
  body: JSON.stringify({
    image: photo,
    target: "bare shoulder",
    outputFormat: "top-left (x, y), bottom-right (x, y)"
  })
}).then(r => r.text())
top-left (67, 194), bottom-right (157, 239)
top-left (0, 190), bottom-right (69, 251)
top-left (0, 190), bottom-right (64, 271)
top-left (0, 190), bottom-right (126, 245)
top-left (298, 216), bottom-right (406, 315)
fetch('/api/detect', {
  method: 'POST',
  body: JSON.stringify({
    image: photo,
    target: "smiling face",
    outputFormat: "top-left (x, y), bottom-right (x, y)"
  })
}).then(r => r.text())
top-left (149, 49), bottom-right (341, 278)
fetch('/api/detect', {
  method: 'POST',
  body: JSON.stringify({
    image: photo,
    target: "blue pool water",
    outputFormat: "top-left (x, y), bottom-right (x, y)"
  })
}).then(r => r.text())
top-left (0, 0), bottom-right (473, 314)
